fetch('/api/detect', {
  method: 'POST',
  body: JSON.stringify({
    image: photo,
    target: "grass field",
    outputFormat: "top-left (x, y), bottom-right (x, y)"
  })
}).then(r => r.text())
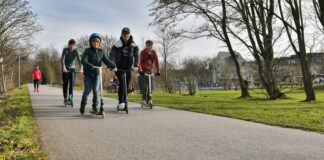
top-left (105, 86), bottom-right (324, 133)
top-left (0, 85), bottom-right (48, 160)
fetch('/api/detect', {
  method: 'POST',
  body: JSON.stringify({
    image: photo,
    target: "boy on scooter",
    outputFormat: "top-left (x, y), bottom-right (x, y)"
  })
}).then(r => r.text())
top-left (138, 40), bottom-right (160, 106)
top-left (61, 39), bottom-right (83, 106)
top-left (80, 33), bottom-right (117, 115)
top-left (109, 27), bottom-right (139, 110)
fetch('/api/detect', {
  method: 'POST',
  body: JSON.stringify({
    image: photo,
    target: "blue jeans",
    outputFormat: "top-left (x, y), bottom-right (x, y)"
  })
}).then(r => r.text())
top-left (81, 75), bottom-right (100, 108)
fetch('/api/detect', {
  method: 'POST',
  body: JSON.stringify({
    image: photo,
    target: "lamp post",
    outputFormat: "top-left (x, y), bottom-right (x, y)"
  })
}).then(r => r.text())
top-left (16, 54), bottom-right (22, 89)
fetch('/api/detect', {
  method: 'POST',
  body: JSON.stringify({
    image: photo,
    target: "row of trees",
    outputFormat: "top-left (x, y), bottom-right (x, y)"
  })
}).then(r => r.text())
top-left (149, 0), bottom-right (324, 101)
top-left (0, 0), bottom-right (42, 92)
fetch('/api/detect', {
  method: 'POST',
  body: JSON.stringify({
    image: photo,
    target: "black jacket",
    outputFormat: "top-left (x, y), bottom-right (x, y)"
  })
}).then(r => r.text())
top-left (109, 36), bottom-right (139, 70)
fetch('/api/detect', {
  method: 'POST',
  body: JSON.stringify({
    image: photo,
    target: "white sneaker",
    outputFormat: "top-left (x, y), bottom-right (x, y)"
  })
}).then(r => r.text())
top-left (142, 100), bottom-right (147, 106)
top-left (118, 103), bottom-right (125, 110)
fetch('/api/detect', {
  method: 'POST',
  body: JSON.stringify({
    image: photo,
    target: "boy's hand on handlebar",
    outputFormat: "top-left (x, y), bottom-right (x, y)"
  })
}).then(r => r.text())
top-left (80, 68), bottom-right (83, 75)
top-left (139, 71), bottom-right (144, 76)
top-left (133, 67), bottom-right (138, 72)
top-left (112, 68), bottom-right (117, 72)
top-left (63, 67), bottom-right (67, 73)
top-left (155, 72), bottom-right (160, 76)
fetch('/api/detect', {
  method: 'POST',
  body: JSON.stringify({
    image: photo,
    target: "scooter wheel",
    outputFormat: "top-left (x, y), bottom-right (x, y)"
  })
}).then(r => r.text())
top-left (149, 103), bottom-right (152, 109)
top-left (102, 112), bottom-right (105, 119)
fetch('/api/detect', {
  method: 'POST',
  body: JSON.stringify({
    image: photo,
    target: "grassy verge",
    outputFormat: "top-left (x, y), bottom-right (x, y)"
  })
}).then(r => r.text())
top-left (105, 86), bottom-right (324, 133)
top-left (0, 85), bottom-right (48, 160)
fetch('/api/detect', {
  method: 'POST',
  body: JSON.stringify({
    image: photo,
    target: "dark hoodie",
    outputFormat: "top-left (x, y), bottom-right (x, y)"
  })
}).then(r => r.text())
top-left (81, 41), bottom-right (116, 77)
top-left (109, 36), bottom-right (139, 70)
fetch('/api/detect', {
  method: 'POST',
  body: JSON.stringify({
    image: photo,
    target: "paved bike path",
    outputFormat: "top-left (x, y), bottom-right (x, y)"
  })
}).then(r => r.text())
top-left (28, 84), bottom-right (324, 160)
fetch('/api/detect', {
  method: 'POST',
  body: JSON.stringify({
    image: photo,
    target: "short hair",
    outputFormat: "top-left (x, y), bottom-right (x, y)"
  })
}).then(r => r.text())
top-left (146, 40), bottom-right (153, 45)
top-left (68, 39), bottom-right (76, 45)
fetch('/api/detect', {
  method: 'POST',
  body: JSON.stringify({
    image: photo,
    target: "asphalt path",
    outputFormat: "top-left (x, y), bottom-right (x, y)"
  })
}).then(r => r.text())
top-left (28, 84), bottom-right (324, 160)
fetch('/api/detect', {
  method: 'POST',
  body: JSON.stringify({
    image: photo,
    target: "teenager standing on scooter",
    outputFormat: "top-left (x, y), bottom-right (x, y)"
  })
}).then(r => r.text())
top-left (109, 27), bottom-right (139, 110)
top-left (138, 40), bottom-right (160, 106)
top-left (80, 33), bottom-right (117, 115)
top-left (32, 65), bottom-right (42, 92)
top-left (61, 39), bottom-right (83, 105)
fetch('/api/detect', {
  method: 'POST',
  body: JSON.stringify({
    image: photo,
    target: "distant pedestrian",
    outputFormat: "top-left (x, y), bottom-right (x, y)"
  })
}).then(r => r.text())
top-left (32, 65), bottom-right (42, 92)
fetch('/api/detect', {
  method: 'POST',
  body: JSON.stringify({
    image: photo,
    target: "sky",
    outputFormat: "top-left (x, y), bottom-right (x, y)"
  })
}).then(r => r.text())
top-left (28, 0), bottom-right (222, 62)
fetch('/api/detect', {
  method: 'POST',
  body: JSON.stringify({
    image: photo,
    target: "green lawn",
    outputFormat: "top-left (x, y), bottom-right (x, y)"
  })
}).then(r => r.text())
top-left (105, 86), bottom-right (324, 133)
top-left (0, 85), bottom-right (48, 160)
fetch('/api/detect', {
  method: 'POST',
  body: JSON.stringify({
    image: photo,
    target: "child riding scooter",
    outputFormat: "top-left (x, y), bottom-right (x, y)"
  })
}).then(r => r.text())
top-left (138, 40), bottom-right (160, 108)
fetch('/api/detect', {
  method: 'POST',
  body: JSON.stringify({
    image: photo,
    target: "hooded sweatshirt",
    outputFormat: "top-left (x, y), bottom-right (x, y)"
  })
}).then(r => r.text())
top-left (109, 36), bottom-right (139, 70)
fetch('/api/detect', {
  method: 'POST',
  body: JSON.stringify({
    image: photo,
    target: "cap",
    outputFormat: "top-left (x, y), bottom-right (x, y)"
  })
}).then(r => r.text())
top-left (122, 27), bottom-right (130, 34)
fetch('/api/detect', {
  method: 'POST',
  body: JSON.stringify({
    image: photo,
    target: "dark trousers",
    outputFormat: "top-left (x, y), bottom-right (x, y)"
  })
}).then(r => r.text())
top-left (33, 79), bottom-right (40, 88)
top-left (138, 76), bottom-right (143, 94)
top-left (140, 75), bottom-right (154, 101)
top-left (116, 70), bottom-right (131, 104)
top-left (62, 72), bottom-right (74, 99)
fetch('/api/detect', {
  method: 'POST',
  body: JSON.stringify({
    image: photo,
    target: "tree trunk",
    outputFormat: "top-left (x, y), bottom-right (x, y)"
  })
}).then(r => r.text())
top-left (298, 42), bottom-right (316, 101)
top-left (164, 57), bottom-right (168, 92)
top-left (1, 62), bottom-right (6, 92)
top-left (10, 66), bottom-right (14, 88)
top-left (221, 0), bottom-right (250, 98)
top-left (263, 59), bottom-right (284, 99)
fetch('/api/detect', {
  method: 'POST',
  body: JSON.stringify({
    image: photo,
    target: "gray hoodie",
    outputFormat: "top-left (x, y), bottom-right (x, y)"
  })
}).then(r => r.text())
top-left (61, 48), bottom-right (82, 70)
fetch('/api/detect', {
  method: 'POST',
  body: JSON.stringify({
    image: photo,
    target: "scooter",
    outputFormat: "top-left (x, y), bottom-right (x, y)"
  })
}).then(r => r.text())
top-left (89, 66), bottom-right (106, 119)
top-left (116, 69), bottom-right (132, 114)
top-left (64, 70), bottom-right (80, 108)
top-left (141, 73), bottom-right (154, 109)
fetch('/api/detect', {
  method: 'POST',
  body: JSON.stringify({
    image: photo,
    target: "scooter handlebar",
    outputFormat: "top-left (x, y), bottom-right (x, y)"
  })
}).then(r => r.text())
top-left (144, 73), bottom-right (155, 76)
top-left (91, 66), bottom-right (108, 69)
top-left (66, 70), bottom-right (81, 73)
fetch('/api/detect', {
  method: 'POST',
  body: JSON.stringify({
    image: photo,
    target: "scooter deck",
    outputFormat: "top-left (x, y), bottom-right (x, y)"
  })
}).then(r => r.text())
top-left (89, 112), bottom-right (105, 119)
top-left (64, 101), bottom-right (73, 108)
top-left (116, 107), bottom-right (129, 114)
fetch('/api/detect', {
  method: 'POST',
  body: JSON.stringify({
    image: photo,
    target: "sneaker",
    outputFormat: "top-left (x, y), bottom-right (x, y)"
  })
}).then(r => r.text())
top-left (34, 88), bottom-right (36, 92)
top-left (37, 88), bottom-right (39, 92)
top-left (118, 103), bottom-right (125, 110)
top-left (80, 105), bottom-right (85, 115)
top-left (90, 107), bottom-right (98, 114)
top-left (142, 100), bottom-right (147, 106)
top-left (64, 99), bottom-right (68, 105)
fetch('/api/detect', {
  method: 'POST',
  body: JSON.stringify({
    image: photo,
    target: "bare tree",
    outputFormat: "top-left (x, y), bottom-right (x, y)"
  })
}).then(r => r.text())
top-left (101, 34), bottom-right (117, 89)
top-left (35, 45), bottom-right (60, 85)
top-left (76, 35), bottom-right (89, 55)
top-left (155, 25), bottom-right (182, 93)
top-left (313, 0), bottom-right (324, 30)
top-left (150, 0), bottom-right (251, 97)
top-left (226, 0), bottom-right (286, 99)
top-left (0, 0), bottom-right (42, 91)
top-left (277, 0), bottom-right (316, 101)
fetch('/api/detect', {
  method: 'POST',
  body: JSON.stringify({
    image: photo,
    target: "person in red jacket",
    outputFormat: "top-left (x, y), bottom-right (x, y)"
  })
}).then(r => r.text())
top-left (32, 65), bottom-right (42, 92)
top-left (138, 40), bottom-right (160, 106)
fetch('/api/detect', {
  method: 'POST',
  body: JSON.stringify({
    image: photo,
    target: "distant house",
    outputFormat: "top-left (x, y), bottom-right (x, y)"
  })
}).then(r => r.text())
top-left (274, 52), bottom-right (324, 83)
top-left (209, 51), bottom-right (254, 86)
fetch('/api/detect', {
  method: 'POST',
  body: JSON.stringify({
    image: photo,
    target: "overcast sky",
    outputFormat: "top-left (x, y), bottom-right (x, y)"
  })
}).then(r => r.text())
top-left (28, 0), bottom-right (224, 62)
